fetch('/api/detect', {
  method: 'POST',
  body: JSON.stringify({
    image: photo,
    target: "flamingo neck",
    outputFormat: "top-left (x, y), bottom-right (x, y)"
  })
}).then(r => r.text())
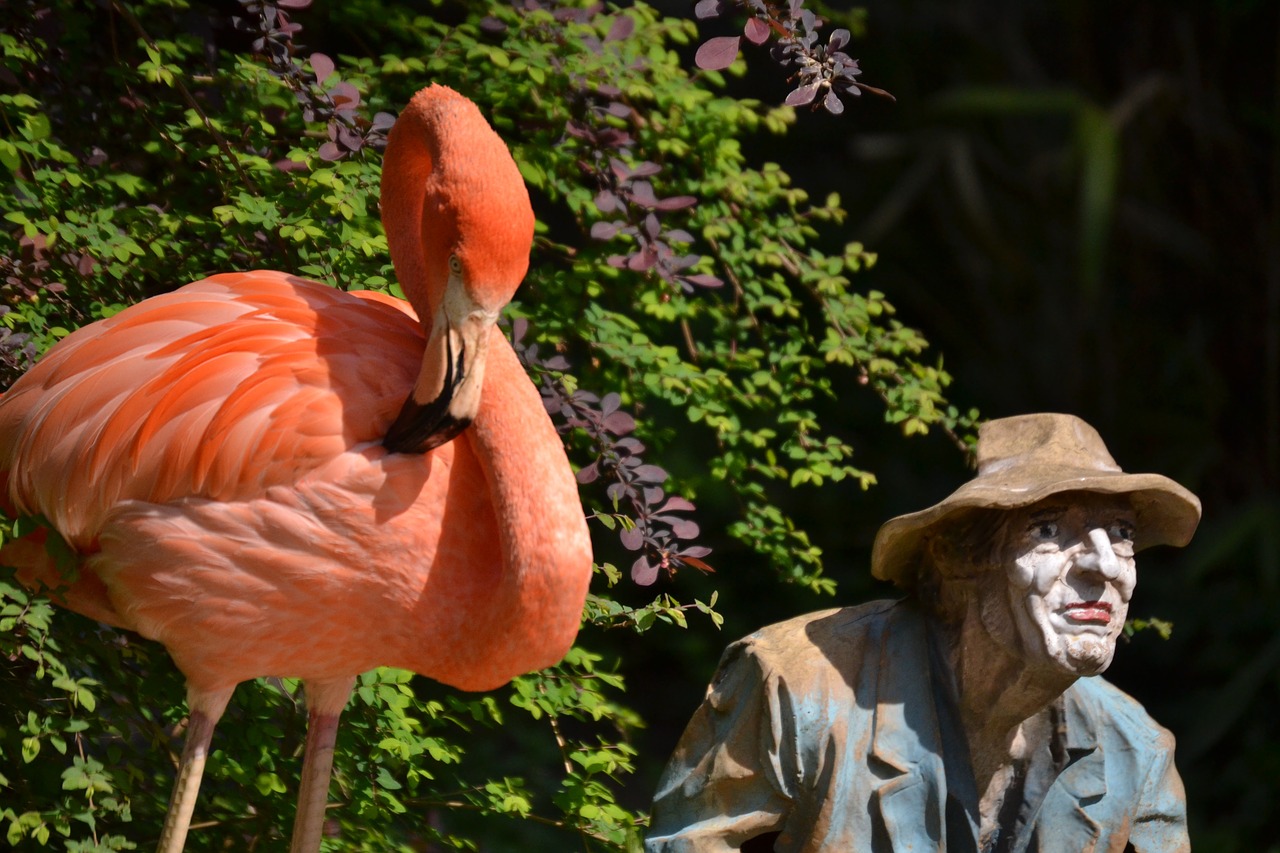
top-left (443, 334), bottom-right (593, 688)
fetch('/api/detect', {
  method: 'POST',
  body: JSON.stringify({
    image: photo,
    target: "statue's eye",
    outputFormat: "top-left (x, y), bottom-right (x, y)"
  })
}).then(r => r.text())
top-left (1108, 521), bottom-right (1135, 543)
top-left (1031, 521), bottom-right (1059, 540)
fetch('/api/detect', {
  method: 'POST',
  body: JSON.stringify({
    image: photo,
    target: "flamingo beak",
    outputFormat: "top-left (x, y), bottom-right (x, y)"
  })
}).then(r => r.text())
top-left (383, 274), bottom-right (498, 454)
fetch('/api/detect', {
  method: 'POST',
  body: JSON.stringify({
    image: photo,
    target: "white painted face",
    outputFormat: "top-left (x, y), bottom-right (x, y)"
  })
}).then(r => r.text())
top-left (996, 494), bottom-right (1138, 677)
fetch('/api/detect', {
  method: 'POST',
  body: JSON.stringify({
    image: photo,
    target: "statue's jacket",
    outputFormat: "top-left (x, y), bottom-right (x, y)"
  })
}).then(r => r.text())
top-left (647, 599), bottom-right (1189, 853)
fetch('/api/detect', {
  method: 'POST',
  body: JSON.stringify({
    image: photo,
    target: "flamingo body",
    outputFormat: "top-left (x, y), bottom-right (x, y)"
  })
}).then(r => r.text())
top-left (1, 270), bottom-right (589, 692)
top-left (0, 85), bottom-right (592, 850)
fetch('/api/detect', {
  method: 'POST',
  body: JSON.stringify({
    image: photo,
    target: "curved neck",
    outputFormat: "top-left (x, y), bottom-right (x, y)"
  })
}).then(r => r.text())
top-left (450, 334), bottom-right (593, 688)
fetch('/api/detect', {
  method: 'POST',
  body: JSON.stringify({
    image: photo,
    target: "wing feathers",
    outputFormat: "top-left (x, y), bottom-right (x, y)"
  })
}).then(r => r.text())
top-left (0, 272), bottom-right (423, 541)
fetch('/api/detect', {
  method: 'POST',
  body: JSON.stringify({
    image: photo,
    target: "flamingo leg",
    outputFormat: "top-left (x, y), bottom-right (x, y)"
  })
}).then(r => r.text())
top-left (157, 686), bottom-right (235, 853)
top-left (290, 676), bottom-right (357, 853)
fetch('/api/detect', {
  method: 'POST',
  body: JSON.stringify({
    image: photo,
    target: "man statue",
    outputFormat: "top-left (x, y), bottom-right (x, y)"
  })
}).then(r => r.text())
top-left (647, 413), bottom-right (1198, 852)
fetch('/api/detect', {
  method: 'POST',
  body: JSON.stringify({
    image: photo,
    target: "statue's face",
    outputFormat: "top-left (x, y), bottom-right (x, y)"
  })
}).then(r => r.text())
top-left (990, 494), bottom-right (1137, 676)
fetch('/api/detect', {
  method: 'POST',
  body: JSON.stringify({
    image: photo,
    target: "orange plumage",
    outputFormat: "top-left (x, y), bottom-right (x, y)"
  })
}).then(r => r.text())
top-left (0, 85), bottom-right (591, 852)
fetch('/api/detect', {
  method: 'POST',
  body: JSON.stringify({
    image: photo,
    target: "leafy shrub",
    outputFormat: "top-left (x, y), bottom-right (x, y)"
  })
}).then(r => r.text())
top-left (0, 0), bottom-right (971, 848)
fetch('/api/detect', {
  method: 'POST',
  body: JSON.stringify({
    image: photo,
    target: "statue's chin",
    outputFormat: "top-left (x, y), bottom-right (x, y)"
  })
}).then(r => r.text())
top-left (1051, 634), bottom-right (1115, 677)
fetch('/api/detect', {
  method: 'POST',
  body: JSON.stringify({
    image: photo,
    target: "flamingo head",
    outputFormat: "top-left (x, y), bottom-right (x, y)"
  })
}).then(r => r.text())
top-left (383, 85), bottom-right (535, 453)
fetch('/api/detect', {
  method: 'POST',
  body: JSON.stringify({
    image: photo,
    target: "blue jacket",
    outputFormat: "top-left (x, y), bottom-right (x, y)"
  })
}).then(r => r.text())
top-left (647, 599), bottom-right (1189, 852)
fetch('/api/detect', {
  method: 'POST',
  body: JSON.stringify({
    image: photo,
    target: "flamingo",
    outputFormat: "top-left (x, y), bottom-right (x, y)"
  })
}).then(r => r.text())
top-left (0, 85), bottom-right (592, 852)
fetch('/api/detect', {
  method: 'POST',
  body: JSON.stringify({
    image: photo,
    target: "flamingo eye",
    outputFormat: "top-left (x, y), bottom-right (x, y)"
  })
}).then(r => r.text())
top-left (448, 254), bottom-right (463, 276)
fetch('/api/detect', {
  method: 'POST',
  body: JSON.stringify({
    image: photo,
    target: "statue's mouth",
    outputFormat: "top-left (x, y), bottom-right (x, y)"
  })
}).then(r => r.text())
top-left (1060, 600), bottom-right (1112, 624)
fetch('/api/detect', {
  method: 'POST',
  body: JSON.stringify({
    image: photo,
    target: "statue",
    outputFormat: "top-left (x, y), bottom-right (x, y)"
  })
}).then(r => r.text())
top-left (647, 413), bottom-right (1198, 852)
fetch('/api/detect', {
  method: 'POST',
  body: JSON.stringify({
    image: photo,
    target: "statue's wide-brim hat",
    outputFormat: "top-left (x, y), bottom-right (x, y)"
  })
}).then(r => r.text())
top-left (871, 413), bottom-right (1202, 587)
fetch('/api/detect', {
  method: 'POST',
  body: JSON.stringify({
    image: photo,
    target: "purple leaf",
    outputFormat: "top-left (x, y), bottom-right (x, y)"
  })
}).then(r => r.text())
top-left (601, 392), bottom-right (621, 415)
top-left (694, 36), bottom-right (741, 71)
top-left (683, 273), bottom-right (724, 288)
top-left (576, 461), bottom-right (600, 484)
top-left (335, 123), bottom-right (363, 151)
top-left (694, 0), bottom-right (723, 19)
top-left (608, 157), bottom-right (631, 179)
top-left (603, 410), bottom-right (637, 435)
top-left (627, 245), bottom-right (658, 271)
top-left (317, 141), bottom-right (343, 161)
top-left (828, 28), bottom-right (851, 51)
top-left (631, 161), bottom-right (663, 178)
top-left (606, 482), bottom-right (629, 503)
top-left (590, 221), bottom-right (620, 240)
top-left (824, 89), bottom-right (845, 115)
top-left (680, 545), bottom-right (713, 559)
top-left (678, 552), bottom-right (715, 574)
top-left (615, 437), bottom-right (645, 454)
top-left (479, 15), bottom-right (507, 33)
top-left (605, 15), bottom-right (635, 42)
top-left (371, 111), bottom-right (396, 131)
top-left (596, 128), bottom-right (634, 148)
top-left (330, 82), bottom-right (360, 109)
top-left (655, 195), bottom-right (698, 211)
top-left (620, 527), bottom-right (645, 551)
top-left (670, 518), bottom-right (701, 539)
top-left (743, 17), bottom-right (771, 45)
top-left (603, 101), bottom-right (632, 118)
top-left (665, 228), bottom-right (694, 243)
top-left (631, 556), bottom-right (659, 586)
top-left (785, 81), bottom-right (821, 107)
top-left (633, 464), bottom-right (668, 484)
top-left (660, 496), bottom-right (697, 512)
top-left (276, 0), bottom-right (311, 9)
top-left (628, 181), bottom-right (659, 208)
top-left (310, 53), bottom-right (334, 85)
top-left (595, 190), bottom-right (621, 213)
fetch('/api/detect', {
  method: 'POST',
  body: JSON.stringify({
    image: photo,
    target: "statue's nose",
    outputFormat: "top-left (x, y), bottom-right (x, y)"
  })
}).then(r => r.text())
top-left (1074, 527), bottom-right (1123, 579)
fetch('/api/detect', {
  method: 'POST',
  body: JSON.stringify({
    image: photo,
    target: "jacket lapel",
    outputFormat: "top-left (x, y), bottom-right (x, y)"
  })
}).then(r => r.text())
top-left (1034, 691), bottom-right (1107, 851)
top-left (866, 604), bottom-right (953, 852)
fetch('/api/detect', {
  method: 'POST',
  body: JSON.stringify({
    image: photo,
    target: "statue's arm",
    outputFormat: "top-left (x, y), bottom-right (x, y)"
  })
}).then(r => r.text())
top-left (645, 640), bottom-right (795, 852)
top-left (1127, 730), bottom-right (1191, 853)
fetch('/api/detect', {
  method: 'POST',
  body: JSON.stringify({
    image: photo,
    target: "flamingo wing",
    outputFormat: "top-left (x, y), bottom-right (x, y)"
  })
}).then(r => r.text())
top-left (0, 270), bottom-right (423, 547)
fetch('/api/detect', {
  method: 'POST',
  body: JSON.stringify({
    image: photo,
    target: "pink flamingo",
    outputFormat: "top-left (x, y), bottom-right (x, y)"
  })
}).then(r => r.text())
top-left (0, 85), bottom-right (592, 852)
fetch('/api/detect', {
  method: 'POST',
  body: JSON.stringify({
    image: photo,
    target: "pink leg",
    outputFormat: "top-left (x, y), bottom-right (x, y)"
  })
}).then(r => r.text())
top-left (289, 676), bottom-right (356, 853)
top-left (157, 686), bottom-right (235, 853)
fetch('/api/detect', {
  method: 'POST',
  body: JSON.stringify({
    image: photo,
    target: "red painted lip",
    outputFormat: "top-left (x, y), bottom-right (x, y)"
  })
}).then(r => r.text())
top-left (1062, 600), bottom-right (1112, 623)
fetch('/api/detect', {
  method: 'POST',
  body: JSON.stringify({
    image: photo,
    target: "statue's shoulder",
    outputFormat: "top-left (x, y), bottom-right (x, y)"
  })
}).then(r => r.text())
top-left (725, 599), bottom-right (908, 682)
top-left (1066, 674), bottom-right (1178, 750)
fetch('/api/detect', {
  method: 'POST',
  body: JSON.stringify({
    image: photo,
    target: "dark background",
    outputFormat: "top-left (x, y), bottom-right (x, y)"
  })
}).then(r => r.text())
top-left (629, 2), bottom-right (1280, 849)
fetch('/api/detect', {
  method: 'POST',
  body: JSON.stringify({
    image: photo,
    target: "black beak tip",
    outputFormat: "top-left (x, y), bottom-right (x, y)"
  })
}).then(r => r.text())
top-left (384, 397), bottom-right (473, 454)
